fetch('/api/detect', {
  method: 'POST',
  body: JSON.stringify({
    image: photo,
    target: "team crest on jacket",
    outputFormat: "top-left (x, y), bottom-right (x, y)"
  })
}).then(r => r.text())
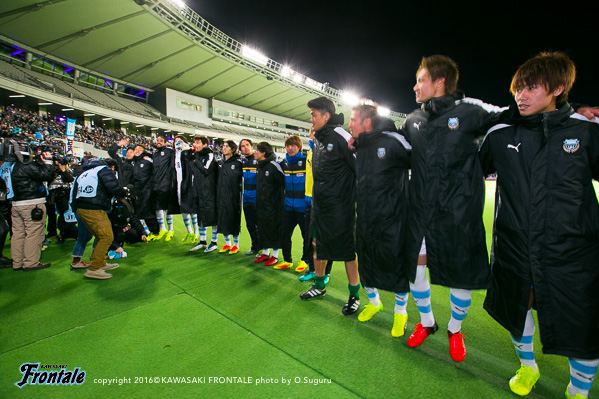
top-left (231, 164), bottom-right (235, 169)
top-left (377, 148), bottom-right (386, 159)
top-left (448, 117), bottom-right (459, 130)
top-left (327, 143), bottom-right (334, 152)
top-left (265, 171), bottom-right (269, 176)
top-left (563, 139), bottom-right (580, 153)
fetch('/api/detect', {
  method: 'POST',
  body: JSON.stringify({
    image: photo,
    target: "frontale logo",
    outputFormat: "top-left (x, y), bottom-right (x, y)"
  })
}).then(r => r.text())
top-left (15, 363), bottom-right (86, 388)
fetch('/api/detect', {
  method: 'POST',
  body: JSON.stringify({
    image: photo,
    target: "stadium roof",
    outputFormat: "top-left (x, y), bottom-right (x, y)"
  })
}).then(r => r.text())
top-left (0, 0), bottom-right (406, 124)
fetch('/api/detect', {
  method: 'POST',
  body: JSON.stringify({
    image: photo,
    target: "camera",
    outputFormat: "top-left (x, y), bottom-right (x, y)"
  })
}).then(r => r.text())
top-left (0, 138), bottom-right (64, 164)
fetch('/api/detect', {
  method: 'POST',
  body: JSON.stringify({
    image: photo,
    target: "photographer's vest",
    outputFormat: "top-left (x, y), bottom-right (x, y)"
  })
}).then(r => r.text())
top-left (0, 162), bottom-right (15, 200)
top-left (74, 165), bottom-right (108, 200)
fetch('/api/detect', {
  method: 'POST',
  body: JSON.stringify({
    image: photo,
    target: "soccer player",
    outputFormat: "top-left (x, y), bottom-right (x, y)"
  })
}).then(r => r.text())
top-left (189, 136), bottom-right (218, 253)
top-left (173, 136), bottom-right (199, 243)
top-left (216, 140), bottom-right (243, 254)
top-left (479, 51), bottom-right (598, 399)
top-left (239, 139), bottom-right (260, 255)
top-left (350, 103), bottom-right (412, 336)
top-left (276, 135), bottom-right (310, 271)
top-left (147, 135), bottom-right (176, 242)
top-left (131, 144), bottom-right (157, 236)
top-left (299, 96), bottom-right (360, 316)
top-left (298, 127), bottom-right (333, 283)
top-left (253, 142), bottom-right (284, 266)
top-left (401, 55), bottom-right (507, 362)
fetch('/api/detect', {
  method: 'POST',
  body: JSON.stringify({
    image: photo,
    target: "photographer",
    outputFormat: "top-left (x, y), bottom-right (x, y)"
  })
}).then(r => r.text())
top-left (47, 157), bottom-right (76, 243)
top-left (108, 193), bottom-right (146, 259)
top-left (71, 157), bottom-right (127, 280)
top-left (8, 150), bottom-right (56, 271)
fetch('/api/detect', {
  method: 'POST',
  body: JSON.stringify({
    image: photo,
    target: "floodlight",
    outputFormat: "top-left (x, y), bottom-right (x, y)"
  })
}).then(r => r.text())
top-left (9, 94), bottom-right (25, 98)
top-left (84, 113), bottom-right (95, 117)
top-left (341, 91), bottom-right (360, 106)
top-left (241, 46), bottom-right (268, 66)
top-left (171, 0), bottom-right (186, 9)
top-left (378, 107), bottom-right (390, 116)
top-left (102, 117), bottom-right (112, 120)
top-left (38, 102), bottom-right (52, 105)
top-left (62, 108), bottom-right (74, 111)
top-left (293, 74), bottom-right (304, 83)
top-left (281, 66), bottom-right (292, 78)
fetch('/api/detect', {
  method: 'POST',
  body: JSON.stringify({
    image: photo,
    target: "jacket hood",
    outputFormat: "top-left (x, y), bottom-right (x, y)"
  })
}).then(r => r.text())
top-left (355, 117), bottom-right (398, 146)
top-left (82, 157), bottom-right (107, 170)
top-left (258, 153), bottom-right (276, 167)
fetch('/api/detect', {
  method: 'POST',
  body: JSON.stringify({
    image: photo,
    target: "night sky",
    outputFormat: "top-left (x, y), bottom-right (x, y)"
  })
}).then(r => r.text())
top-left (187, 0), bottom-right (597, 114)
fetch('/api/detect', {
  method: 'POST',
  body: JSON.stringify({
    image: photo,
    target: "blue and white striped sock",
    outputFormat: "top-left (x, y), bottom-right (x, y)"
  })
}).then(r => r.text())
top-left (199, 227), bottom-right (207, 243)
top-left (140, 219), bottom-right (150, 235)
top-left (166, 213), bottom-right (173, 232)
top-left (410, 265), bottom-right (435, 327)
top-left (364, 286), bottom-right (380, 307)
top-left (225, 235), bottom-right (232, 246)
top-left (567, 358), bottom-right (598, 398)
top-left (233, 235), bottom-right (239, 247)
top-left (448, 288), bottom-right (472, 333)
top-left (511, 309), bottom-right (537, 371)
top-left (211, 226), bottom-right (218, 243)
top-left (395, 292), bottom-right (409, 315)
top-left (192, 214), bottom-right (198, 235)
top-left (156, 210), bottom-right (166, 231)
top-left (182, 213), bottom-right (193, 234)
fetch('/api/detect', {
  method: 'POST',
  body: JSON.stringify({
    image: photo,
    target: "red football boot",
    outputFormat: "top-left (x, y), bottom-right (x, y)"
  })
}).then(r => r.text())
top-left (407, 322), bottom-right (438, 347)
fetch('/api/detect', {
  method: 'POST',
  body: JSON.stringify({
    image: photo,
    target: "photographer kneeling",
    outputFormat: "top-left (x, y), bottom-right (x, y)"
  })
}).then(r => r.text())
top-left (9, 151), bottom-right (56, 271)
top-left (71, 157), bottom-right (127, 280)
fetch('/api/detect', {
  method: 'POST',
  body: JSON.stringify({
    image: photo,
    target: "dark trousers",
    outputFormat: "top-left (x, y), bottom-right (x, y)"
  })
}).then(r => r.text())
top-left (243, 202), bottom-right (259, 252)
top-left (305, 204), bottom-right (332, 274)
top-left (46, 202), bottom-right (57, 237)
top-left (111, 227), bottom-right (143, 250)
top-left (280, 209), bottom-right (310, 263)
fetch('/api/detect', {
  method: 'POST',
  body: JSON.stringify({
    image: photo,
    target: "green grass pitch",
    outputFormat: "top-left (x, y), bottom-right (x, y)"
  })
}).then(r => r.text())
top-left (0, 180), bottom-right (596, 398)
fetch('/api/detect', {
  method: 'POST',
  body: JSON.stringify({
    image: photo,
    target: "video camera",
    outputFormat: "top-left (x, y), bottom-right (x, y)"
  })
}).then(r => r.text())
top-left (0, 138), bottom-right (65, 164)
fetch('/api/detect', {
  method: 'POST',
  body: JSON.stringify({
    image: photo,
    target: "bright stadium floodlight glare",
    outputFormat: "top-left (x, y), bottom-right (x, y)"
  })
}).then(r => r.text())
top-left (171, 0), bottom-right (186, 9)
top-left (241, 46), bottom-right (269, 66)
top-left (378, 107), bottom-right (390, 116)
top-left (341, 91), bottom-right (360, 106)
top-left (293, 74), bottom-right (304, 83)
top-left (281, 66), bottom-right (292, 78)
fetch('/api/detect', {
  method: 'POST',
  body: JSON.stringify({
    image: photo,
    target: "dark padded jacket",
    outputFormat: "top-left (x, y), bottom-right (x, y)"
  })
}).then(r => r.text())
top-left (311, 113), bottom-right (356, 261)
top-left (256, 153), bottom-right (284, 248)
top-left (10, 158), bottom-right (55, 202)
top-left (217, 154), bottom-right (243, 236)
top-left (479, 103), bottom-right (599, 359)
top-left (192, 147), bottom-right (218, 226)
top-left (402, 92), bottom-right (504, 289)
top-left (131, 151), bottom-right (154, 219)
top-left (71, 158), bottom-right (126, 212)
top-left (354, 118), bottom-right (411, 292)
